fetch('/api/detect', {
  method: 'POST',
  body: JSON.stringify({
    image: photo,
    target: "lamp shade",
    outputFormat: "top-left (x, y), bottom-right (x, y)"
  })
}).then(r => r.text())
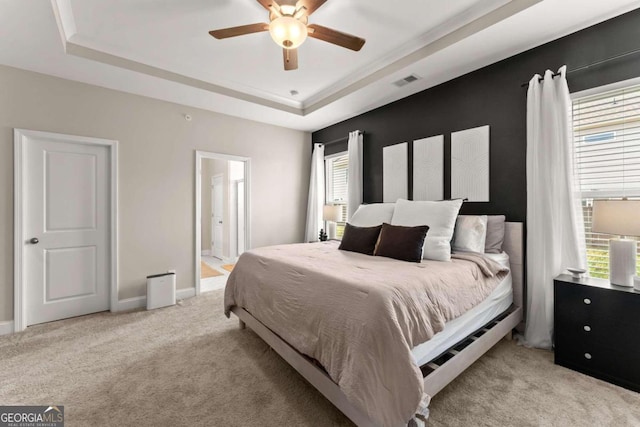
top-left (592, 200), bottom-right (640, 237)
top-left (269, 16), bottom-right (308, 49)
top-left (323, 205), bottom-right (342, 222)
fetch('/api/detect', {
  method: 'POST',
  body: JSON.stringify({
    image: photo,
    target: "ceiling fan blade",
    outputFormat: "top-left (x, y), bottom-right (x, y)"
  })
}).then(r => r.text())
top-left (307, 24), bottom-right (365, 51)
top-left (296, 0), bottom-right (327, 16)
top-left (283, 48), bottom-right (298, 71)
top-left (256, 0), bottom-right (278, 11)
top-left (209, 23), bottom-right (269, 39)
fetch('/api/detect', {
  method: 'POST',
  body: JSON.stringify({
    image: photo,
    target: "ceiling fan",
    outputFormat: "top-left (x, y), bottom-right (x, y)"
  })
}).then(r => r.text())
top-left (209, 0), bottom-right (366, 71)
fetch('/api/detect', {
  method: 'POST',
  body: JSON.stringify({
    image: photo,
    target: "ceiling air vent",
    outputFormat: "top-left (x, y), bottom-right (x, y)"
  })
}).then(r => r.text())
top-left (393, 74), bottom-right (421, 88)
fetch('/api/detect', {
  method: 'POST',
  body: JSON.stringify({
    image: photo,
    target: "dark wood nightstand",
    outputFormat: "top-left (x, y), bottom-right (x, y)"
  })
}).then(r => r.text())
top-left (554, 274), bottom-right (640, 392)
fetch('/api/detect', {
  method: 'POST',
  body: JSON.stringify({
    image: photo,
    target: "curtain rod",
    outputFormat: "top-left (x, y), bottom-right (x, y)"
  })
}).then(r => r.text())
top-left (316, 130), bottom-right (364, 146)
top-left (519, 46), bottom-right (640, 87)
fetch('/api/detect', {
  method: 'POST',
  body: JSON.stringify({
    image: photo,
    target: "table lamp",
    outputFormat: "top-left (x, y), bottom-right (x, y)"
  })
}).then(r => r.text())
top-left (591, 200), bottom-right (640, 287)
top-left (323, 205), bottom-right (342, 240)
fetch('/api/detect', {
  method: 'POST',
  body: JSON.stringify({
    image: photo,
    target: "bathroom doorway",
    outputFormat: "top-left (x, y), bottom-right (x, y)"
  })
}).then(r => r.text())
top-left (195, 151), bottom-right (250, 294)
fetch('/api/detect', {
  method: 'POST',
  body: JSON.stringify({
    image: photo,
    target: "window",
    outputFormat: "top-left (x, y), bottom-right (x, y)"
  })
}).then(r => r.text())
top-left (325, 152), bottom-right (349, 238)
top-left (573, 82), bottom-right (640, 279)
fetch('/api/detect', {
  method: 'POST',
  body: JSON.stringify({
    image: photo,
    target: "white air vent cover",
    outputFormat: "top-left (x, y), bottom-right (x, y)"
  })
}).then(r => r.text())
top-left (393, 74), bottom-right (421, 87)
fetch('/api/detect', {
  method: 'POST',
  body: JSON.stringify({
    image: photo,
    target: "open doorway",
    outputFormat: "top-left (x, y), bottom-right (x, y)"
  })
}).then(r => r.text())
top-left (195, 152), bottom-right (250, 295)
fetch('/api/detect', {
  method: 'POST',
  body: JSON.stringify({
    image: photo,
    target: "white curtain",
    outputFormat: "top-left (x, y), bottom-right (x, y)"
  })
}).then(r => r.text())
top-left (305, 143), bottom-right (325, 242)
top-left (347, 131), bottom-right (363, 220)
top-left (525, 66), bottom-right (586, 349)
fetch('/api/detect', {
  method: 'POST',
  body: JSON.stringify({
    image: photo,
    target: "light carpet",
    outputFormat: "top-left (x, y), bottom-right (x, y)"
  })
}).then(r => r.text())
top-left (1, 290), bottom-right (638, 426)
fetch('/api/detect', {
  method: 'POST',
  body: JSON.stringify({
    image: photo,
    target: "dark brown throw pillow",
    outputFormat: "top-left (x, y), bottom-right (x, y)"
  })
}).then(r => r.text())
top-left (374, 223), bottom-right (429, 263)
top-left (338, 223), bottom-right (383, 255)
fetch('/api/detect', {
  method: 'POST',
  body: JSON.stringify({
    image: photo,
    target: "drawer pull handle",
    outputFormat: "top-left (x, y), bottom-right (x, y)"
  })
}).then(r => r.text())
top-left (583, 298), bottom-right (591, 305)
top-left (584, 353), bottom-right (592, 360)
top-left (584, 325), bottom-right (591, 332)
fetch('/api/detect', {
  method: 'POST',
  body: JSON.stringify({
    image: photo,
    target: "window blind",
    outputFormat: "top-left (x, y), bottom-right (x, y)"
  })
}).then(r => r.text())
top-left (573, 83), bottom-right (640, 279)
top-left (326, 153), bottom-right (349, 238)
top-left (328, 155), bottom-right (349, 203)
top-left (573, 85), bottom-right (640, 199)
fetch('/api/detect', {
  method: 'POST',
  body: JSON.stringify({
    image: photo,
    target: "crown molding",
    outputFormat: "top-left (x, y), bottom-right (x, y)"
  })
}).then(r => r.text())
top-left (51, 0), bottom-right (540, 117)
top-left (302, 0), bottom-right (542, 114)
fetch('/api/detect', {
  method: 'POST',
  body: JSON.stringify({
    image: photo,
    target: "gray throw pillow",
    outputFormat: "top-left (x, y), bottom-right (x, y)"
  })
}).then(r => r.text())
top-left (485, 215), bottom-right (506, 254)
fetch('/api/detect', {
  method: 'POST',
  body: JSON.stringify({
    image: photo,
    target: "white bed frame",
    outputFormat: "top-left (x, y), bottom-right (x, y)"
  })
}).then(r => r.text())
top-left (231, 222), bottom-right (524, 427)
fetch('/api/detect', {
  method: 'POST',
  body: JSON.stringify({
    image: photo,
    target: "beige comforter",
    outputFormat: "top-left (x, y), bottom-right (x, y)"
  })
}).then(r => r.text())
top-left (224, 241), bottom-right (508, 427)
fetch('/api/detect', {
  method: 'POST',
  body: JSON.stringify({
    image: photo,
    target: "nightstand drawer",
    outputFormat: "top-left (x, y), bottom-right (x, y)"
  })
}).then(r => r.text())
top-left (555, 312), bottom-right (638, 347)
top-left (555, 281), bottom-right (640, 326)
top-left (555, 343), bottom-right (640, 392)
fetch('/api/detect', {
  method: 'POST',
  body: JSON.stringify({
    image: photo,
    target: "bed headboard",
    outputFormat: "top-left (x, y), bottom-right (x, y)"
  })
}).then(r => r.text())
top-left (503, 222), bottom-right (523, 310)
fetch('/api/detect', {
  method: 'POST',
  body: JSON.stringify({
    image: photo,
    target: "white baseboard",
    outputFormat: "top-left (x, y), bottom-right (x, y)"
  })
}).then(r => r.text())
top-left (115, 296), bottom-right (146, 312)
top-left (177, 287), bottom-right (196, 300)
top-left (115, 287), bottom-right (197, 312)
top-left (1, 289), bottom-right (200, 333)
top-left (0, 321), bottom-right (14, 336)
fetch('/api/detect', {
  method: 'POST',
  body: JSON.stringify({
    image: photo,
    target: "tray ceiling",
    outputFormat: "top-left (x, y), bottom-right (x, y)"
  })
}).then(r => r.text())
top-left (0, 0), bottom-right (638, 130)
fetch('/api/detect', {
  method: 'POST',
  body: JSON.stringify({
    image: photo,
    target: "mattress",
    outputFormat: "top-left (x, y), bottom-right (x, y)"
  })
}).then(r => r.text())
top-left (411, 252), bottom-right (513, 367)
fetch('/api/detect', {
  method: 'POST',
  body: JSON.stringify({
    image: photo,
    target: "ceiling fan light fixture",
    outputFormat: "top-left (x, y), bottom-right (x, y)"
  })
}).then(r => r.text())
top-left (279, 4), bottom-right (297, 15)
top-left (269, 16), bottom-right (308, 49)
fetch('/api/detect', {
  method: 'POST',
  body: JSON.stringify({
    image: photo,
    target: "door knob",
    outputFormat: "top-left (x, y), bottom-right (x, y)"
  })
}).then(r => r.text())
top-left (218, 221), bottom-right (223, 224)
top-left (30, 237), bottom-right (39, 244)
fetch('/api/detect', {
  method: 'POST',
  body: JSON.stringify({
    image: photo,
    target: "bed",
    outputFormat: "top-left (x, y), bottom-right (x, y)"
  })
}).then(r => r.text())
top-left (224, 221), bottom-right (523, 427)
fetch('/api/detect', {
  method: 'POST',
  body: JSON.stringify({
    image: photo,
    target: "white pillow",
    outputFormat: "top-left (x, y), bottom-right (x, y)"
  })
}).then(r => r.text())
top-left (349, 203), bottom-right (395, 227)
top-left (391, 199), bottom-right (463, 261)
top-left (452, 215), bottom-right (488, 253)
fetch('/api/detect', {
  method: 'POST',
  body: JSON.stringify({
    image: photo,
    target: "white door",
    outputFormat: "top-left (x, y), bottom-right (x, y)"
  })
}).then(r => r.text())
top-left (211, 175), bottom-right (224, 259)
top-left (23, 133), bottom-right (111, 326)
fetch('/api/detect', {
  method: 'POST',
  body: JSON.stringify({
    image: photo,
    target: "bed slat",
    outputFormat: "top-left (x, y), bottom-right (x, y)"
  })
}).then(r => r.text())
top-left (422, 306), bottom-right (522, 397)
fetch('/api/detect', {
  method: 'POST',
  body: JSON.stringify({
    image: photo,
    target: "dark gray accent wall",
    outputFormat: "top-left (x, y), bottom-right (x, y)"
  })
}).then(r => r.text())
top-left (313, 8), bottom-right (640, 222)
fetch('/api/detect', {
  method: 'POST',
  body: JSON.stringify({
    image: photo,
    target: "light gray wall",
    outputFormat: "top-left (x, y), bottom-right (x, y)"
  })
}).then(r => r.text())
top-left (0, 65), bottom-right (311, 321)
